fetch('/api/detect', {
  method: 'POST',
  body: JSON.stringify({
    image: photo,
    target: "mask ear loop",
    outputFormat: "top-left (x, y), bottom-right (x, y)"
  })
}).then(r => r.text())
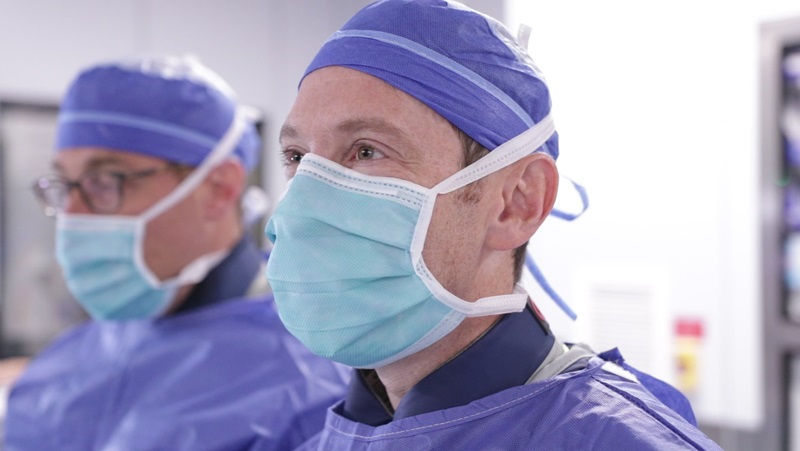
top-left (433, 115), bottom-right (556, 194)
top-left (140, 108), bottom-right (248, 222)
top-left (405, 116), bottom-right (555, 316)
top-left (134, 107), bottom-right (250, 289)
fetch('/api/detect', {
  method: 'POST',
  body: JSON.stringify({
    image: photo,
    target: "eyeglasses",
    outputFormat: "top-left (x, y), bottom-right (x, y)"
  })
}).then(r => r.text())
top-left (32, 166), bottom-right (176, 216)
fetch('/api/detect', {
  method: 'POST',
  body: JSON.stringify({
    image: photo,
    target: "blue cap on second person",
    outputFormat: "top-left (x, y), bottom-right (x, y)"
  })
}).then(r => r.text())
top-left (303, 0), bottom-right (558, 159)
top-left (56, 55), bottom-right (261, 171)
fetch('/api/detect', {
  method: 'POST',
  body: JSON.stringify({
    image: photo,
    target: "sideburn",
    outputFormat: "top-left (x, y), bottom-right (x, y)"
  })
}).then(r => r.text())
top-left (454, 126), bottom-right (528, 282)
top-left (455, 128), bottom-right (489, 205)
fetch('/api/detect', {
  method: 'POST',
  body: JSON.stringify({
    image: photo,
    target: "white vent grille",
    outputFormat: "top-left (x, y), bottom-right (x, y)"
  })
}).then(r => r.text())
top-left (574, 266), bottom-right (672, 383)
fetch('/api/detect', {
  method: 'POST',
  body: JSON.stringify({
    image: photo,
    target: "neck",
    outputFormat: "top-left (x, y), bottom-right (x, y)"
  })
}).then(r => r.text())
top-left (378, 242), bottom-right (516, 408)
top-left (376, 314), bottom-right (500, 409)
top-left (166, 220), bottom-right (243, 313)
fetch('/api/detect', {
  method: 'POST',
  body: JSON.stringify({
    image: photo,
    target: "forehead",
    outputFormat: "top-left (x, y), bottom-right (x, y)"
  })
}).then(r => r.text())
top-left (286, 66), bottom-right (457, 146)
top-left (54, 147), bottom-right (166, 173)
top-left (283, 67), bottom-right (465, 183)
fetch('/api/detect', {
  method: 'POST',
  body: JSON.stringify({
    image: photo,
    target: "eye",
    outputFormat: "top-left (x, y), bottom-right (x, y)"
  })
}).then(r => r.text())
top-left (282, 149), bottom-right (304, 165)
top-left (355, 145), bottom-right (384, 161)
top-left (83, 171), bottom-right (118, 192)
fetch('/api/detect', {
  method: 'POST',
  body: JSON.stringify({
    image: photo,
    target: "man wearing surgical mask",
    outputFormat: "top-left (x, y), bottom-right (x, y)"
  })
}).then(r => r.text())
top-left (4, 56), bottom-right (348, 451)
top-left (264, 1), bottom-right (722, 449)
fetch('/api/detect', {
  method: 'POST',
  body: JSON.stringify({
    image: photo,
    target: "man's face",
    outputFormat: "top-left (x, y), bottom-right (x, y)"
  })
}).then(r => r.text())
top-left (280, 66), bottom-right (501, 300)
top-left (53, 148), bottom-right (205, 281)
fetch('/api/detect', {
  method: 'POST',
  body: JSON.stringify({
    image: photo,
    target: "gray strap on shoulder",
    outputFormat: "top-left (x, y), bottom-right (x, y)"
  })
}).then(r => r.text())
top-left (526, 342), bottom-right (596, 384)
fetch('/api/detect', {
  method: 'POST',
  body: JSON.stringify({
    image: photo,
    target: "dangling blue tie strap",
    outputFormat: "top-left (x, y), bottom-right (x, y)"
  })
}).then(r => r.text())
top-left (526, 178), bottom-right (587, 321)
top-left (525, 253), bottom-right (578, 321)
top-left (550, 178), bottom-right (589, 221)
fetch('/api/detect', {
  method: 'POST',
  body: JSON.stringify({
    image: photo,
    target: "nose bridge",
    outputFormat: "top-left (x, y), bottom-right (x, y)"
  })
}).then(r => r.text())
top-left (305, 130), bottom-right (340, 162)
top-left (62, 182), bottom-right (91, 214)
top-left (283, 108), bottom-right (349, 167)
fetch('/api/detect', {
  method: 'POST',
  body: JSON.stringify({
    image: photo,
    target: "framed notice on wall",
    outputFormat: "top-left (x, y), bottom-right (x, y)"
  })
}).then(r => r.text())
top-left (0, 101), bottom-right (85, 357)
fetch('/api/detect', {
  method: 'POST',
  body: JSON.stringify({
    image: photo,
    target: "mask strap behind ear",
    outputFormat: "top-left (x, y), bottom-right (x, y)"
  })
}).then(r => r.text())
top-left (140, 107), bottom-right (247, 222)
top-left (434, 114), bottom-right (555, 194)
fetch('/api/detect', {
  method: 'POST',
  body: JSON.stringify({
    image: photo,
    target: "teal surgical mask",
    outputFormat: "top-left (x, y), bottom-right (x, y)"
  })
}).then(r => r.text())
top-left (265, 115), bottom-right (555, 368)
top-left (55, 109), bottom-right (249, 321)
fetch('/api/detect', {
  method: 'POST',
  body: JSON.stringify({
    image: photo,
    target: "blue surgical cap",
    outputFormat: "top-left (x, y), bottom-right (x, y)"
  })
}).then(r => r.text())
top-left (56, 55), bottom-right (261, 171)
top-left (303, 0), bottom-right (558, 159)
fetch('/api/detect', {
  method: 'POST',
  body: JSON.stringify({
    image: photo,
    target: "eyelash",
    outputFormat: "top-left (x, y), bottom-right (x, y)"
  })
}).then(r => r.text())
top-left (352, 143), bottom-right (384, 161)
top-left (281, 148), bottom-right (305, 166)
top-left (280, 142), bottom-right (387, 166)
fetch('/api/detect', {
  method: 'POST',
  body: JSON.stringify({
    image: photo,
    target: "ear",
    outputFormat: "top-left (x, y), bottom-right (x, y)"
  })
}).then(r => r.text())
top-left (200, 160), bottom-right (247, 220)
top-left (486, 153), bottom-right (558, 251)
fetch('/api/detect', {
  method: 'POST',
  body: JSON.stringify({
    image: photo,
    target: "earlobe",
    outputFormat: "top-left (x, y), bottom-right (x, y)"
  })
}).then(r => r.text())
top-left (488, 153), bottom-right (558, 250)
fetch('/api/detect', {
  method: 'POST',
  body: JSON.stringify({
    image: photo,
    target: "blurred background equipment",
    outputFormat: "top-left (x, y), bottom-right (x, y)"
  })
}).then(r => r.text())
top-left (0, 101), bottom-right (85, 358)
top-left (762, 17), bottom-right (800, 451)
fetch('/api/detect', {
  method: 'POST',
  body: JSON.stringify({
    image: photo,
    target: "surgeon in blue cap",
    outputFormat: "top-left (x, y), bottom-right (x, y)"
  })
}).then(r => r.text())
top-left (4, 55), bottom-right (348, 450)
top-left (264, 1), bottom-right (722, 449)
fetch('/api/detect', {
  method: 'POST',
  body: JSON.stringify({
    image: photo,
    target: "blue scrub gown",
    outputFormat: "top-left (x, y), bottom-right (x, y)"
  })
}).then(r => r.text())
top-left (297, 305), bottom-right (721, 450)
top-left (4, 238), bottom-right (349, 451)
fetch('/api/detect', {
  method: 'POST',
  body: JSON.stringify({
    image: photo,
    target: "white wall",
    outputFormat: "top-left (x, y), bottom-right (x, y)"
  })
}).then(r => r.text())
top-left (0, 0), bottom-right (501, 201)
top-left (508, 0), bottom-right (800, 430)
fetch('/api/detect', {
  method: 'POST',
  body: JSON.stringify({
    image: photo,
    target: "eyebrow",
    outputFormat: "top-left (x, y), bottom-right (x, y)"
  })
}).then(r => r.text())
top-left (278, 124), bottom-right (300, 143)
top-left (52, 155), bottom-right (127, 172)
top-left (280, 117), bottom-right (411, 145)
top-left (337, 118), bottom-right (408, 141)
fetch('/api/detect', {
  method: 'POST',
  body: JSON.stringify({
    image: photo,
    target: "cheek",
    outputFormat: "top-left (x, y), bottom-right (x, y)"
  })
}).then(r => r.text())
top-left (284, 165), bottom-right (298, 180)
top-left (141, 198), bottom-right (203, 279)
top-left (421, 192), bottom-right (484, 293)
